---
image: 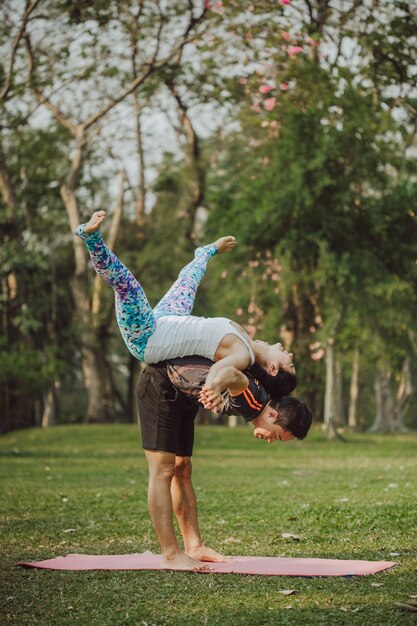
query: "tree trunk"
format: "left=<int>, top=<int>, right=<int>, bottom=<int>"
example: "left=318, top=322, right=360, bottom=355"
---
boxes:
left=165, top=79, right=205, bottom=242
left=348, top=348, right=359, bottom=429
left=335, top=355, right=344, bottom=425
left=82, top=344, right=115, bottom=422
left=41, top=379, right=61, bottom=428
left=370, top=360, right=412, bottom=434
left=41, top=389, right=53, bottom=428
left=393, top=357, right=412, bottom=432
left=128, top=356, right=141, bottom=423
left=323, top=336, right=340, bottom=439
left=133, top=96, right=146, bottom=226
left=370, top=366, right=395, bottom=433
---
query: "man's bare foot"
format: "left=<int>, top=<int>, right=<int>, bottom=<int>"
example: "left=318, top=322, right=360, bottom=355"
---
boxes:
left=213, top=235, right=236, bottom=254
left=84, top=210, right=106, bottom=234
left=161, top=551, right=212, bottom=571
left=187, top=545, right=234, bottom=563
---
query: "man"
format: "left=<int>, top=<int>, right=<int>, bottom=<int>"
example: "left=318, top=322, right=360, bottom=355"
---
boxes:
left=136, top=355, right=312, bottom=571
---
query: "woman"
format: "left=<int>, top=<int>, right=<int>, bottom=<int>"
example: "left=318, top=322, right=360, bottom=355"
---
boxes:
left=76, top=211, right=296, bottom=409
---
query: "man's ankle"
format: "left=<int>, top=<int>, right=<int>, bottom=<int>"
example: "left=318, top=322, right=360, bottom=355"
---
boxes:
left=162, top=548, right=183, bottom=561
left=185, top=541, right=204, bottom=553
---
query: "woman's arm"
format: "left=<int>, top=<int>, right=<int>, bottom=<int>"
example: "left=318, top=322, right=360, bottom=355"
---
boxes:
left=204, top=347, right=251, bottom=387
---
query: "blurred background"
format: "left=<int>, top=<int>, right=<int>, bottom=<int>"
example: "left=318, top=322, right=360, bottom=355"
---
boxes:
left=1, top=0, right=416, bottom=436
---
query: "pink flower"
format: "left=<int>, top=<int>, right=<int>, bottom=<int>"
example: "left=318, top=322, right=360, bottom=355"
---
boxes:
left=239, top=77, right=247, bottom=84
left=281, top=31, right=292, bottom=41
left=287, top=45, right=303, bottom=57
left=279, top=0, right=291, bottom=5
left=311, top=349, right=325, bottom=361
left=264, top=97, right=276, bottom=111
left=280, top=82, right=288, bottom=91
left=259, top=84, right=273, bottom=94
left=221, top=270, right=227, bottom=278
left=245, top=325, right=257, bottom=338
left=204, top=0, right=211, bottom=8
left=236, top=308, right=243, bottom=317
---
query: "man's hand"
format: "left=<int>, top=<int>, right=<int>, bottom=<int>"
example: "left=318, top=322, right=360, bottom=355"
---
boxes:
left=199, top=384, right=223, bottom=412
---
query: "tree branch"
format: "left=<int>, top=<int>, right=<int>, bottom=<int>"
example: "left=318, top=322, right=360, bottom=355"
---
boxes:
left=0, top=0, right=42, bottom=102
left=82, top=7, right=207, bottom=133
left=165, top=79, right=205, bottom=241
left=24, top=31, right=78, bottom=137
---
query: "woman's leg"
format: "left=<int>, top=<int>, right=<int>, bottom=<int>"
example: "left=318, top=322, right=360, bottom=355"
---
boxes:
left=75, top=222, right=155, bottom=360
left=153, top=236, right=236, bottom=319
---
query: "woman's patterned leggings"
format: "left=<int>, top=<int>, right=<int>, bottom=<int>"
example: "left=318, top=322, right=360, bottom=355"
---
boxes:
left=75, top=224, right=218, bottom=360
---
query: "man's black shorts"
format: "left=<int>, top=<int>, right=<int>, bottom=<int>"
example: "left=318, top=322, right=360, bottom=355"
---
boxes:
left=136, top=365, right=198, bottom=457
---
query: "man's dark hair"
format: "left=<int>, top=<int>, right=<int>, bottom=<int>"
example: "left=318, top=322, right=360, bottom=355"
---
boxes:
left=249, top=363, right=297, bottom=397
left=270, top=396, right=312, bottom=440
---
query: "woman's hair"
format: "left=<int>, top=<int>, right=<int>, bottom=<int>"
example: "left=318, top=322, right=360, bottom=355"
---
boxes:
left=249, top=363, right=297, bottom=397
left=270, top=396, right=312, bottom=440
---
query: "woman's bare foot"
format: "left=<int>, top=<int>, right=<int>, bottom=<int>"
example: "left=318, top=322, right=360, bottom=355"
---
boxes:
left=161, top=551, right=212, bottom=571
left=213, top=235, right=236, bottom=254
left=84, top=210, right=106, bottom=234
left=187, top=545, right=234, bottom=563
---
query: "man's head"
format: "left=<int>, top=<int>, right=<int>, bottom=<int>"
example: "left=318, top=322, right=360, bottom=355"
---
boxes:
left=251, top=396, right=312, bottom=442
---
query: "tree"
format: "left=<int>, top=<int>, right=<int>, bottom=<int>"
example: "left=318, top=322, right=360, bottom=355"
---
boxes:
left=16, top=0, right=209, bottom=421
left=204, top=1, right=417, bottom=433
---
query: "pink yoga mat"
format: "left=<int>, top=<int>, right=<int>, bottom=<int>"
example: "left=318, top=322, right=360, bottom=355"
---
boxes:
left=18, top=552, right=396, bottom=576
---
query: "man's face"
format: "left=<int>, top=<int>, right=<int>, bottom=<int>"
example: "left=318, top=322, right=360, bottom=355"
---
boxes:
left=252, top=402, right=295, bottom=443
left=254, top=423, right=294, bottom=443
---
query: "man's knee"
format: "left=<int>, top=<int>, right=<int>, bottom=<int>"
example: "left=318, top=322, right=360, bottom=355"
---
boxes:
left=174, top=456, right=192, bottom=480
left=146, top=450, right=176, bottom=481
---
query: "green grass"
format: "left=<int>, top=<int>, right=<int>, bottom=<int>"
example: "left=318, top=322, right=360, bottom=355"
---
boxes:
left=1, top=424, right=416, bottom=626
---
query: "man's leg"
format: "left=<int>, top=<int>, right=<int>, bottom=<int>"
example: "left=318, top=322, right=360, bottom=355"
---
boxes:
left=75, top=212, right=155, bottom=360
left=153, top=236, right=236, bottom=319
left=144, top=450, right=208, bottom=570
left=171, top=456, right=232, bottom=563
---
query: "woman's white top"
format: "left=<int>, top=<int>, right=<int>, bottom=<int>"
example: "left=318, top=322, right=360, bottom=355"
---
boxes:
left=143, top=315, right=255, bottom=365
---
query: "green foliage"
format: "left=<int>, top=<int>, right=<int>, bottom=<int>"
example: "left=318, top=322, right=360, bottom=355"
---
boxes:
left=0, top=126, right=77, bottom=430
left=0, top=345, right=67, bottom=393
left=204, top=21, right=417, bottom=423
